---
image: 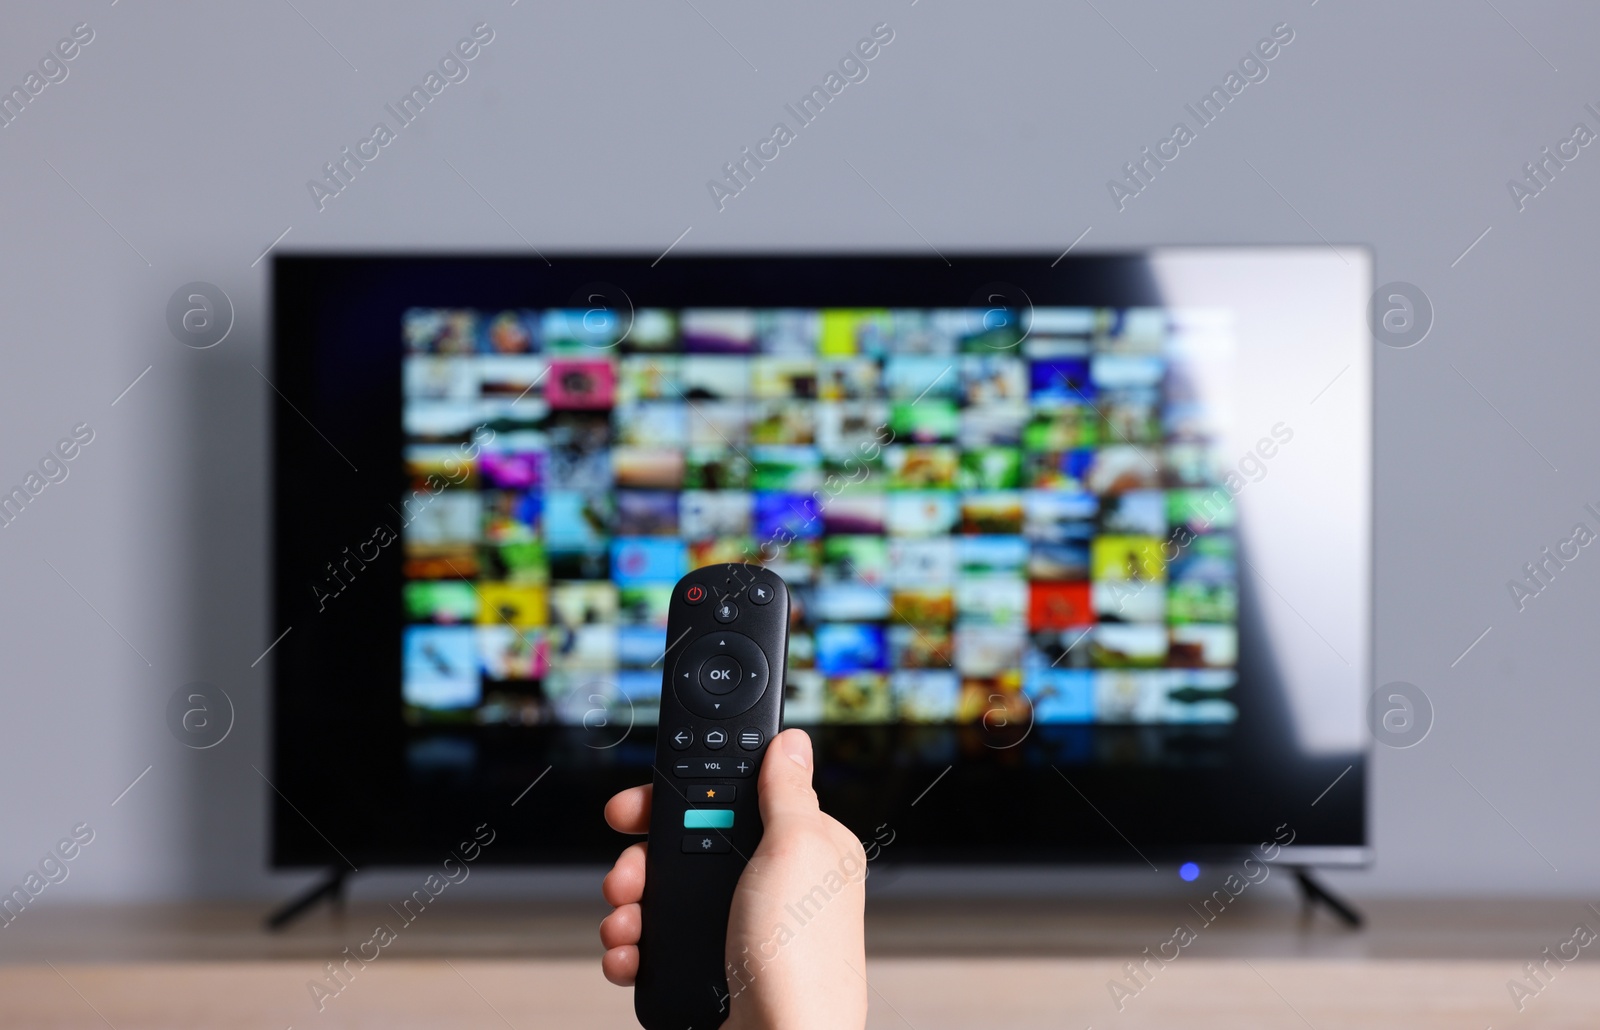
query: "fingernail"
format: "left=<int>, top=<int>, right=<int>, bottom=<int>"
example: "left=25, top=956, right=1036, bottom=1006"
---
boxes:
left=788, top=750, right=807, bottom=769
left=786, top=734, right=809, bottom=769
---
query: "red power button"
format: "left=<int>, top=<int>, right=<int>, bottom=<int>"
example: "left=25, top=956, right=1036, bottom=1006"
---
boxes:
left=684, top=584, right=707, bottom=605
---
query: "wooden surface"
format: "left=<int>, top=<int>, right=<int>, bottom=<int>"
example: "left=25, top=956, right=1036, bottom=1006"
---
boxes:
left=5, top=958, right=1599, bottom=1029
left=5, top=898, right=1600, bottom=1027
left=2, top=895, right=1596, bottom=960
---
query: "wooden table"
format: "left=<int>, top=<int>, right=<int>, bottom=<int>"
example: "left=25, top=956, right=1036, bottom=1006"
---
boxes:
left=4, top=897, right=1597, bottom=1027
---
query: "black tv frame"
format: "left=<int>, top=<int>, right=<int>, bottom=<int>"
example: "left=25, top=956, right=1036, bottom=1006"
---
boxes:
left=269, top=252, right=1369, bottom=875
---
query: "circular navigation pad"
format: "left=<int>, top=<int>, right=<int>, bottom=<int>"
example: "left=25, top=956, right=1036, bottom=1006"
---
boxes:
left=672, top=632, right=770, bottom=719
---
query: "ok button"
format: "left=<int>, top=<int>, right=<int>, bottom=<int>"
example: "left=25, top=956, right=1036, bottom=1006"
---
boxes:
left=700, top=654, right=744, bottom=695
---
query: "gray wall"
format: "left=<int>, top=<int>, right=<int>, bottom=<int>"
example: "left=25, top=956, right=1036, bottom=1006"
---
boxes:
left=1, top=0, right=1595, bottom=903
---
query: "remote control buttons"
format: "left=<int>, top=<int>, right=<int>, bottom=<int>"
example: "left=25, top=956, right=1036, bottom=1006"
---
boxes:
left=671, top=632, right=771, bottom=719
left=672, top=758, right=754, bottom=777
left=700, top=655, right=742, bottom=695
left=748, top=583, right=775, bottom=605
left=668, top=727, right=694, bottom=750
left=692, top=784, right=735, bottom=802
left=713, top=600, right=738, bottom=623
left=703, top=728, right=728, bottom=749
left=684, top=809, right=735, bottom=829
left=682, top=834, right=732, bottom=854
left=683, top=583, right=707, bottom=605
left=738, top=728, right=764, bottom=750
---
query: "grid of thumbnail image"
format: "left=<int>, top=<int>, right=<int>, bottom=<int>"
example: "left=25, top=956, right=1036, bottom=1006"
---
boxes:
left=400, top=306, right=1240, bottom=728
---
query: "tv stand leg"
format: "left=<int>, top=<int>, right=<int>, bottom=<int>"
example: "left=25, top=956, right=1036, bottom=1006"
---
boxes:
left=264, top=868, right=349, bottom=931
left=1291, top=866, right=1363, bottom=928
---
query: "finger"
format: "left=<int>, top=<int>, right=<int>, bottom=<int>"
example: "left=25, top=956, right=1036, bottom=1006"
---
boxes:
left=605, top=784, right=652, bottom=834
left=599, top=902, right=641, bottom=950
left=756, top=728, right=821, bottom=832
left=602, top=841, right=648, bottom=907
left=601, top=944, right=638, bottom=986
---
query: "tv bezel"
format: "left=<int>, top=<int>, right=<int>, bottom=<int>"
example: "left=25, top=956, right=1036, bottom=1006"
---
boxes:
left=269, top=251, right=1371, bottom=872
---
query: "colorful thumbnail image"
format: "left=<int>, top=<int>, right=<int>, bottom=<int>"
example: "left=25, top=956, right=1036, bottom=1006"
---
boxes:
left=398, top=304, right=1239, bottom=729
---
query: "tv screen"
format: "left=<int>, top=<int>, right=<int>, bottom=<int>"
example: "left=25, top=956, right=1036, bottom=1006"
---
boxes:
left=399, top=304, right=1242, bottom=728
left=271, top=252, right=1369, bottom=869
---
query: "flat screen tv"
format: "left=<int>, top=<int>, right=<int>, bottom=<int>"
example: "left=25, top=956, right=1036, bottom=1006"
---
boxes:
left=270, top=250, right=1370, bottom=872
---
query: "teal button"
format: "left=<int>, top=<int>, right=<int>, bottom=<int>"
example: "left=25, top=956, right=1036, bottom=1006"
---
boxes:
left=684, top=809, right=735, bottom=829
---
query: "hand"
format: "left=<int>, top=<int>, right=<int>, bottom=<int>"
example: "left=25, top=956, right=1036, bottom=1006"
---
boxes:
left=601, top=728, right=869, bottom=1030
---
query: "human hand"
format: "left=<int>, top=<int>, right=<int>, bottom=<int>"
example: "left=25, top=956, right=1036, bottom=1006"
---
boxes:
left=600, top=728, right=869, bottom=1030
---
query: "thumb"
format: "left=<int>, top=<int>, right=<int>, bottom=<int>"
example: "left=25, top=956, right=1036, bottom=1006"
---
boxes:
left=756, top=728, right=820, bottom=833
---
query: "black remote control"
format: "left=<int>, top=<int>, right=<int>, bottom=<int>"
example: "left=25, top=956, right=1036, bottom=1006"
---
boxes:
left=634, top=563, right=789, bottom=1030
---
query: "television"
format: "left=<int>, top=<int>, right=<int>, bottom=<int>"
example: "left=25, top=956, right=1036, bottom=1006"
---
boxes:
left=270, top=250, right=1370, bottom=872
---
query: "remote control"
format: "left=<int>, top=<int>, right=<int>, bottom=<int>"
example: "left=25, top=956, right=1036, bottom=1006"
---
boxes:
left=634, top=563, right=790, bottom=1030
